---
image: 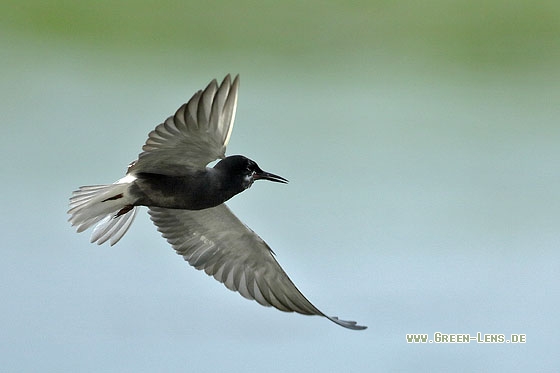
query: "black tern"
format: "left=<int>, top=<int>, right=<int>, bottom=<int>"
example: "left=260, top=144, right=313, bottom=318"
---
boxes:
left=68, top=75, right=366, bottom=330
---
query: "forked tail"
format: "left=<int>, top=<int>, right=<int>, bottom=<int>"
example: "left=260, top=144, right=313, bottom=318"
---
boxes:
left=68, top=179, right=137, bottom=246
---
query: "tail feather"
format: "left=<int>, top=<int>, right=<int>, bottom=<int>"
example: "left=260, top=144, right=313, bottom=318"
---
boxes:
left=68, top=180, right=137, bottom=245
left=90, top=207, right=138, bottom=245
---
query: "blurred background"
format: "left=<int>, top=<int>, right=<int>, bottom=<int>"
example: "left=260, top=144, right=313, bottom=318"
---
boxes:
left=1, top=0, right=559, bottom=371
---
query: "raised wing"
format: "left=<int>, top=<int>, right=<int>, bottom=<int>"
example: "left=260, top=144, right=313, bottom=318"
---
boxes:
left=131, top=75, right=239, bottom=174
left=148, top=205, right=367, bottom=330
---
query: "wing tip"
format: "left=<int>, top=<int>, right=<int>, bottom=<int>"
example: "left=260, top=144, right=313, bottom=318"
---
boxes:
left=328, top=316, right=368, bottom=330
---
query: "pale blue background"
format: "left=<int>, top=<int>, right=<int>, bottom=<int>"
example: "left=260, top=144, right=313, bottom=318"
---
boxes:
left=1, top=1, right=559, bottom=371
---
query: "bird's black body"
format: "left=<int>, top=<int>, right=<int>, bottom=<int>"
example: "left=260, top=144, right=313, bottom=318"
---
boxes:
left=131, top=171, right=219, bottom=210
left=129, top=155, right=286, bottom=211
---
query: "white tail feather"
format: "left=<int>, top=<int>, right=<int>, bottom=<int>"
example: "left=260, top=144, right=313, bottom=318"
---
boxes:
left=68, top=176, right=137, bottom=245
left=90, top=207, right=138, bottom=245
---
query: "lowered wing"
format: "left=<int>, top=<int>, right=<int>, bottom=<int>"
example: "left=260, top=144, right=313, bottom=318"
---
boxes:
left=148, top=204, right=366, bottom=330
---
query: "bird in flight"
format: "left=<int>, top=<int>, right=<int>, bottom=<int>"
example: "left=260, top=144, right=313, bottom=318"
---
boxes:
left=68, top=75, right=366, bottom=330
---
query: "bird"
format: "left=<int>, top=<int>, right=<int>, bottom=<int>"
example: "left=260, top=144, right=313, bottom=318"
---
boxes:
left=68, top=74, right=366, bottom=330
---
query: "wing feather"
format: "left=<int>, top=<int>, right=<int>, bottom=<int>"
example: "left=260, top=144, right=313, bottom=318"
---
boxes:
left=131, top=75, right=239, bottom=173
left=148, top=205, right=366, bottom=330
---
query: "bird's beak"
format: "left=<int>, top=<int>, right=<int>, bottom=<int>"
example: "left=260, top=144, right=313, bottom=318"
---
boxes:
left=254, top=169, right=288, bottom=184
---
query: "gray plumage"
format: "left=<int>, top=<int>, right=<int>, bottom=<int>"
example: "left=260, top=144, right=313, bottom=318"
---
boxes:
left=68, top=75, right=366, bottom=330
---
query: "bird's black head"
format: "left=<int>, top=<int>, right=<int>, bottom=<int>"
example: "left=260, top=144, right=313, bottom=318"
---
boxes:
left=215, top=155, right=288, bottom=192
